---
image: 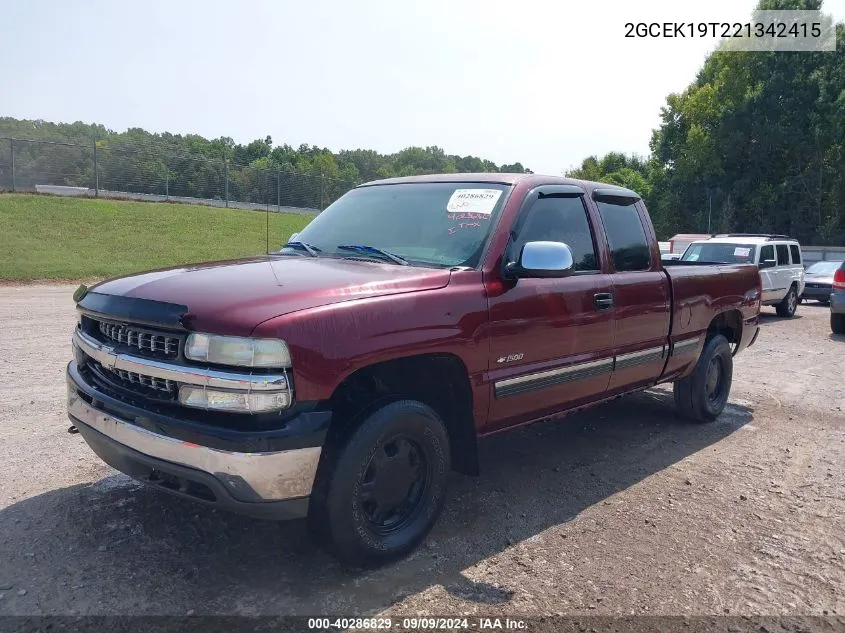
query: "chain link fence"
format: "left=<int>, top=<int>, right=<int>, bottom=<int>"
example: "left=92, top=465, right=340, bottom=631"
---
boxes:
left=0, top=137, right=356, bottom=214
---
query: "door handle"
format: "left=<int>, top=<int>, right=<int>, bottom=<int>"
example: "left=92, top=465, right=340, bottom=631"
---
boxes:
left=594, top=292, right=614, bottom=311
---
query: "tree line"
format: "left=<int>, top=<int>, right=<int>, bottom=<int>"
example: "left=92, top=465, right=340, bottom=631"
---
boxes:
left=2, top=0, right=842, bottom=239
left=0, top=117, right=532, bottom=209
left=568, top=0, right=844, bottom=244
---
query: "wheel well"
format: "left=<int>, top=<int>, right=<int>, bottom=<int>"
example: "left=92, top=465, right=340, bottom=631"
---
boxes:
left=327, top=354, right=478, bottom=475
left=707, top=310, right=742, bottom=352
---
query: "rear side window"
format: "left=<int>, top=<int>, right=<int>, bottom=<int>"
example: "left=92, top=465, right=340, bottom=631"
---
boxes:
left=760, top=245, right=774, bottom=264
left=776, top=244, right=789, bottom=265
left=789, top=244, right=801, bottom=264
left=596, top=201, right=651, bottom=271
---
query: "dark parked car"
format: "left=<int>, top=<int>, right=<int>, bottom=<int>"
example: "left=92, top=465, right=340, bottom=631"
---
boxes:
left=801, top=260, right=843, bottom=304
left=831, top=261, right=845, bottom=334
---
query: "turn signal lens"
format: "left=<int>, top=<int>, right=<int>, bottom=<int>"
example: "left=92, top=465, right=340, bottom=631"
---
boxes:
left=178, top=386, right=291, bottom=413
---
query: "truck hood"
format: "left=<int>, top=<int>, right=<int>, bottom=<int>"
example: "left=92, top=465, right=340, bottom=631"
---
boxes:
left=91, top=256, right=452, bottom=335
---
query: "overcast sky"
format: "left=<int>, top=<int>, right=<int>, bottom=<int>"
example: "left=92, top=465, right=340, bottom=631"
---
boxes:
left=1, top=0, right=843, bottom=174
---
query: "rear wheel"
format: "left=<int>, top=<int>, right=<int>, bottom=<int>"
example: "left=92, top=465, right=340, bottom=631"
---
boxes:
left=307, top=400, right=450, bottom=568
left=775, top=285, right=798, bottom=317
left=832, top=313, right=845, bottom=335
left=673, top=334, right=733, bottom=423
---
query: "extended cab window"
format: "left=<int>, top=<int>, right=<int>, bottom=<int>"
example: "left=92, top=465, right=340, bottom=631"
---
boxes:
left=789, top=244, right=801, bottom=264
left=776, top=244, right=790, bottom=265
left=511, top=196, right=598, bottom=271
left=596, top=201, right=650, bottom=271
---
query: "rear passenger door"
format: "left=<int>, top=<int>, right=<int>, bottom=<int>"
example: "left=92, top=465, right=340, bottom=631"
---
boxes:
left=789, top=244, right=805, bottom=295
left=590, top=191, right=671, bottom=393
left=758, top=244, right=779, bottom=302
left=775, top=243, right=793, bottom=300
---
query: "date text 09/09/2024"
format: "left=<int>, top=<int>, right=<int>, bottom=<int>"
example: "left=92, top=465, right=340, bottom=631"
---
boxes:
left=625, top=21, right=822, bottom=38
left=307, top=618, right=528, bottom=630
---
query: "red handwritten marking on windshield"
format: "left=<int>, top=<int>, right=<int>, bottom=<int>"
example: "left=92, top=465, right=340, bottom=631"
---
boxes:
left=447, top=212, right=490, bottom=221
left=447, top=222, right=482, bottom=236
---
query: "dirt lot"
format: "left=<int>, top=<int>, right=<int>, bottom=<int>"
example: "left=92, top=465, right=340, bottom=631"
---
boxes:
left=0, top=285, right=843, bottom=618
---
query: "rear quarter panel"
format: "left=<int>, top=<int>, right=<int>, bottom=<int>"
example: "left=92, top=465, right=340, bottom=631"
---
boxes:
left=663, top=263, right=761, bottom=378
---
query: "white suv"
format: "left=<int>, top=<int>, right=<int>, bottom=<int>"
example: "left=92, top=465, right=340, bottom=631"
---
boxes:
left=680, top=234, right=805, bottom=317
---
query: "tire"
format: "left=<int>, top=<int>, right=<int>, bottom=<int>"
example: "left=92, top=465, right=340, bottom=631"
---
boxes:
left=832, top=313, right=845, bottom=335
left=775, top=285, right=798, bottom=317
left=673, top=334, right=733, bottom=423
left=307, top=400, right=450, bottom=568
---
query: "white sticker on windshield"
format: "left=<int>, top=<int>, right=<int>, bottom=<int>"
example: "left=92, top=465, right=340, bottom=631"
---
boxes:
left=446, top=189, right=502, bottom=215
left=734, top=247, right=751, bottom=257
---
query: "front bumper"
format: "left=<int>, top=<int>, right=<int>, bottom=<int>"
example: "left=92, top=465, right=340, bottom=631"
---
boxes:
left=67, top=362, right=326, bottom=520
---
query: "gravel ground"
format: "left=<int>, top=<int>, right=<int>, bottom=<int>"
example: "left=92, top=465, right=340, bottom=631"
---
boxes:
left=0, top=285, right=843, bottom=618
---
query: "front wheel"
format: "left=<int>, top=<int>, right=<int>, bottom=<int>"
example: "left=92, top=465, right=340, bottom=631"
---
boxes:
left=673, top=334, right=733, bottom=423
left=307, top=400, right=450, bottom=568
left=832, top=313, right=845, bottom=335
left=776, top=286, right=798, bottom=317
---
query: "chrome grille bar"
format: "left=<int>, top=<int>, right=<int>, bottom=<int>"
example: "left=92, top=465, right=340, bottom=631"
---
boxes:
left=74, top=329, right=289, bottom=392
left=98, top=321, right=179, bottom=358
left=93, top=361, right=177, bottom=395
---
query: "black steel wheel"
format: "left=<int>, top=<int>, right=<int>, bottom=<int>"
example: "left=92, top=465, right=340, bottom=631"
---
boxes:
left=674, top=334, right=733, bottom=423
left=308, top=400, right=450, bottom=567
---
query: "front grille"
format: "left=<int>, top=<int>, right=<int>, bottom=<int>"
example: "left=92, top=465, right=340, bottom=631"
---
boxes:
left=97, top=321, right=179, bottom=359
left=88, top=359, right=178, bottom=399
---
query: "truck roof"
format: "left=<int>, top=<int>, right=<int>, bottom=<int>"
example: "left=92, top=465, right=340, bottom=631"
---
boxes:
left=357, top=173, right=638, bottom=196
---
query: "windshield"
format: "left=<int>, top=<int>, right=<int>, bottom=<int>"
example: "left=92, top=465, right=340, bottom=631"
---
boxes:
left=279, top=182, right=510, bottom=268
left=681, top=242, right=757, bottom=264
left=806, top=261, right=842, bottom=275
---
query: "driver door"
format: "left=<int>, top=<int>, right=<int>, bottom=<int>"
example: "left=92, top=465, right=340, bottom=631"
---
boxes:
left=485, top=192, right=615, bottom=431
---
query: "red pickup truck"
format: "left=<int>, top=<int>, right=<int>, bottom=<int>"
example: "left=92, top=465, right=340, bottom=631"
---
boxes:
left=67, top=173, right=761, bottom=566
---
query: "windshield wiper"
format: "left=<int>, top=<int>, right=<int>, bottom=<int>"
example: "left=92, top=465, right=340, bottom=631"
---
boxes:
left=282, top=241, right=321, bottom=257
left=337, top=244, right=409, bottom=266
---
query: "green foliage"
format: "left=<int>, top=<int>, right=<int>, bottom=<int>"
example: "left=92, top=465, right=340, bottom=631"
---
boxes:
left=0, top=118, right=532, bottom=210
left=0, top=194, right=311, bottom=280
left=648, top=17, right=845, bottom=242
left=569, top=3, right=844, bottom=243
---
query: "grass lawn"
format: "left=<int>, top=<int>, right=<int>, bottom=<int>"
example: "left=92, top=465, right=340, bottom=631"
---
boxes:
left=0, top=194, right=313, bottom=281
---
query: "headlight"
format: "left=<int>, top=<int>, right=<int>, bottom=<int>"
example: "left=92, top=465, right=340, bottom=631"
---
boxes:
left=179, top=386, right=290, bottom=413
left=184, top=333, right=291, bottom=368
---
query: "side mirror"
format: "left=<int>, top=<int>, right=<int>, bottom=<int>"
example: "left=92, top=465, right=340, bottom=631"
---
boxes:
left=758, top=259, right=776, bottom=269
left=507, top=241, right=574, bottom=279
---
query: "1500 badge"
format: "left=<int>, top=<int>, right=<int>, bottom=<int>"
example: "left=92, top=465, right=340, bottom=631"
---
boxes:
left=497, top=353, right=524, bottom=363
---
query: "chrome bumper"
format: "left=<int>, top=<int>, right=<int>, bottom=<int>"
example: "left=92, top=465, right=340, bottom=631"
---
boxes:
left=67, top=386, right=321, bottom=503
